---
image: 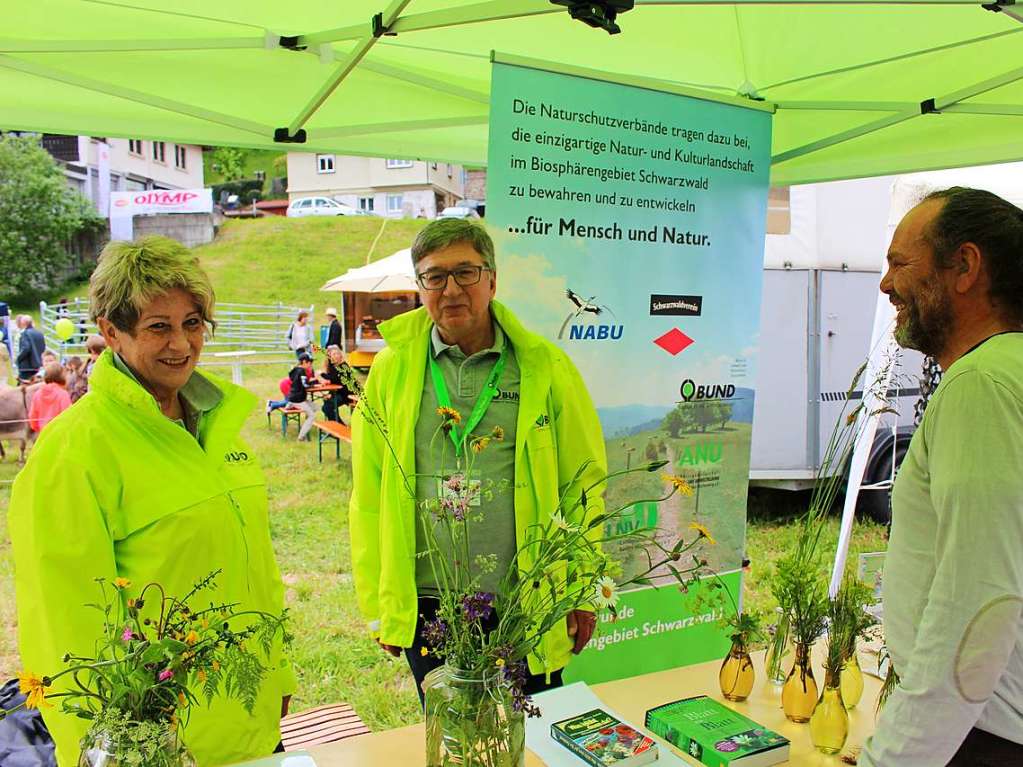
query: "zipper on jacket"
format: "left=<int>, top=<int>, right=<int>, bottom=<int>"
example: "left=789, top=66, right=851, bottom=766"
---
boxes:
left=227, top=491, right=253, bottom=595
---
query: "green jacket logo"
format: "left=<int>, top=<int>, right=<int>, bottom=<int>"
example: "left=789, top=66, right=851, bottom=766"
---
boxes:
left=224, top=451, right=250, bottom=463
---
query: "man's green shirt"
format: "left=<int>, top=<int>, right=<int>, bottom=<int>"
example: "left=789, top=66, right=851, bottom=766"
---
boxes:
left=414, top=322, right=520, bottom=595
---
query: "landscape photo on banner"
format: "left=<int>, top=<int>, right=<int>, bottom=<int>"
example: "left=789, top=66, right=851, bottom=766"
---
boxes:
left=487, top=59, right=772, bottom=683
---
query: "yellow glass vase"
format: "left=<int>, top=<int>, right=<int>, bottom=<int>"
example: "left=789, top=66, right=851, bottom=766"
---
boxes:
left=719, top=641, right=755, bottom=702
left=781, top=643, right=818, bottom=723
left=809, top=672, right=850, bottom=754
left=840, top=651, right=864, bottom=709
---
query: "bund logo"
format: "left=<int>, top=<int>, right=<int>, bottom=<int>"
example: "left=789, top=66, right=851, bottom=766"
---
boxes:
left=224, top=450, right=250, bottom=464
left=558, top=289, right=623, bottom=341
left=679, top=379, right=736, bottom=402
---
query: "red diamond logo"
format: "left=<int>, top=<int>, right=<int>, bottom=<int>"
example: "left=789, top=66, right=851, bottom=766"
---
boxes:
left=653, top=328, right=694, bottom=356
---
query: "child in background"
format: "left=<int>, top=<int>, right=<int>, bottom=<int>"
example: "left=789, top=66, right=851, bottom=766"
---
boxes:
left=65, top=356, right=87, bottom=402
left=28, top=362, right=72, bottom=432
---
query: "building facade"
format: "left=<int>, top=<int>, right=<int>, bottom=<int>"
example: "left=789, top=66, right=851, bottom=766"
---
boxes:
left=60, top=136, right=205, bottom=215
left=286, top=153, right=466, bottom=218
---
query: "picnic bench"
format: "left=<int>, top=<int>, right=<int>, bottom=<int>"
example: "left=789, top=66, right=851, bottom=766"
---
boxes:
left=270, top=405, right=305, bottom=436
left=312, top=420, right=351, bottom=461
left=280, top=703, right=370, bottom=751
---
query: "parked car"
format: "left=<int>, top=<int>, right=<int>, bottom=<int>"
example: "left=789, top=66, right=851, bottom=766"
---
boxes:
left=437, top=206, right=480, bottom=219
left=287, top=197, right=365, bottom=218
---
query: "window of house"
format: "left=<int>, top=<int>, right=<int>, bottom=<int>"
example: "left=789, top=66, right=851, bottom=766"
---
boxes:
left=385, top=159, right=413, bottom=169
left=152, top=141, right=166, bottom=163
left=766, top=186, right=791, bottom=235
left=128, top=139, right=143, bottom=156
left=317, top=154, right=335, bottom=174
left=174, top=145, right=187, bottom=170
left=358, top=196, right=375, bottom=212
left=386, top=194, right=404, bottom=213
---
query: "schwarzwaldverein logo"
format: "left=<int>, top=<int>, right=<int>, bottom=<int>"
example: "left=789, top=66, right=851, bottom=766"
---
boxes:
left=649, top=294, right=703, bottom=317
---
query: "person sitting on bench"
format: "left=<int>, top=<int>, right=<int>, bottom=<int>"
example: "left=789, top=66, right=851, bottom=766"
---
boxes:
left=320, top=345, right=357, bottom=424
left=277, top=353, right=317, bottom=441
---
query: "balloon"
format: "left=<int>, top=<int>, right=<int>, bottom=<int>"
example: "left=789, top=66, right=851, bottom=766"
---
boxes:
left=54, top=317, right=76, bottom=342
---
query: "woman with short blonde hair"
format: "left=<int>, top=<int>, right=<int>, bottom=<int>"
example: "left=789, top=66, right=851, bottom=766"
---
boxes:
left=10, top=235, right=295, bottom=765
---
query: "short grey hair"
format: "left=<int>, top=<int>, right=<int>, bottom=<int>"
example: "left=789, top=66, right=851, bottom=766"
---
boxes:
left=411, top=218, right=496, bottom=271
left=89, top=235, right=216, bottom=333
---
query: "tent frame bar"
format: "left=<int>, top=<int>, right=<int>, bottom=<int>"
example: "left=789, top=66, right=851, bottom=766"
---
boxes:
left=773, top=62, right=1023, bottom=166
left=0, top=53, right=273, bottom=137
left=283, top=0, right=412, bottom=138
left=310, top=114, right=488, bottom=140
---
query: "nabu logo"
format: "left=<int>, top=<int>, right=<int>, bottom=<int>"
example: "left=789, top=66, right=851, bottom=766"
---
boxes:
left=558, top=289, right=623, bottom=342
left=224, top=451, right=250, bottom=463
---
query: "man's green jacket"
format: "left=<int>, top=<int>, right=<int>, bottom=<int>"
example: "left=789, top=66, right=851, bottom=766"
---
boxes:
left=9, top=351, right=295, bottom=766
left=349, top=301, right=607, bottom=675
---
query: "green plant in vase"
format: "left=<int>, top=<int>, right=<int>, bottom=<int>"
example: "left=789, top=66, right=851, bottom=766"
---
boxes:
left=691, top=579, right=765, bottom=702
left=2, top=571, right=290, bottom=767
left=774, top=555, right=829, bottom=724
left=809, top=572, right=875, bottom=754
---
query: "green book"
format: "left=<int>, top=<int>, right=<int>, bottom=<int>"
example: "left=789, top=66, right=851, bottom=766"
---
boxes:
left=551, top=708, right=659, bottom=767
left=644, top=696, right=789, bottom=767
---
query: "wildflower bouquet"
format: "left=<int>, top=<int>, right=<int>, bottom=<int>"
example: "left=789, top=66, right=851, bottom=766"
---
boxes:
left=3, top=571, right=290, bottom=767
left=352, top=371, right=717, bottom=767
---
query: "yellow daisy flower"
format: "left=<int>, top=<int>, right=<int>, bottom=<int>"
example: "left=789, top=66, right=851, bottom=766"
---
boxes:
left=436, top=406, right=462, bottom=425
left=471, top=436, right=491, bottom=453
left=491, top=425, right=505, bottom=440
left=689, top=522, right=717, bottom=545
left=420, top=647, right=429, bottom=657
left=495, top=658, right=506, bottom=668
left=17, top=671, right=50, bottom=710
left=662, top=474, right=694, bottom=496
left=113, top=577, right=131, bottom=589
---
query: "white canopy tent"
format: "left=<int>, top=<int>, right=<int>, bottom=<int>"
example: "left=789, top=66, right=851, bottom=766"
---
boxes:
left=320, top=248, right=418, bottom=362
left=320, top=248, right=416, bottom=293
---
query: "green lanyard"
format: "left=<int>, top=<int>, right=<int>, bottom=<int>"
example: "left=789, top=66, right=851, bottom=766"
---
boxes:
left=429, top=344, right=507, bottom=457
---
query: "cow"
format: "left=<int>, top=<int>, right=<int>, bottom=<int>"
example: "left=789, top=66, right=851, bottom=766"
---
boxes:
left=0, top=382, right=39, bottom=463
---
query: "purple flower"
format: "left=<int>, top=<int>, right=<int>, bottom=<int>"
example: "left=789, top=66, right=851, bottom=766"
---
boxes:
left=502, top=660, right=542, bottom=718
left=461, top=591, right=495, bottom=622
left=158, top=669, right=174, bottom=682
left=121, top=626, right=134, bottom=642
left=445, top=474, right=464, bottom=492
left=422, top=617, right=448, bottom=649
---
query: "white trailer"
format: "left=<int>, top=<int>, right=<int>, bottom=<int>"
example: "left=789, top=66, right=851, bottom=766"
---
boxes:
left=750, top=164, right=1023, bottom=522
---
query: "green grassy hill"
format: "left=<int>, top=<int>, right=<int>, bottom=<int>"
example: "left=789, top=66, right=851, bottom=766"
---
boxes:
left=196, top=216, right=426, bottom=307
left=10, top=215, right=428, bottom=317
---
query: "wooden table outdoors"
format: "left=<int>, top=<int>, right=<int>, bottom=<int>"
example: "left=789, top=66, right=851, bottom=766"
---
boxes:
left=302, top=650, right=882, bottom=766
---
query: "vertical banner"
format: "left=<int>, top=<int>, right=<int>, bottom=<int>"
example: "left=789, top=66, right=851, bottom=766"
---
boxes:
left=487, top=59, right=771, bottom=682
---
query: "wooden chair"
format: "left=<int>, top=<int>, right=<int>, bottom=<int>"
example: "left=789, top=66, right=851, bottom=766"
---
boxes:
left=280, top=703, right=370, bottom=751
left=279, top=406, right=304, bottom=437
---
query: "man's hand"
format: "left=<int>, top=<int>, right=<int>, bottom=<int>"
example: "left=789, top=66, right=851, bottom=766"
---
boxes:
left=567, top=610, right=597, bottom=654
left=377, top=638, right=402, bottom=657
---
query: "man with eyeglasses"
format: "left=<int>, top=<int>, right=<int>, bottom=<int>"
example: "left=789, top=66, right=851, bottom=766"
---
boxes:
left=349, top=218, right=607, bottom=703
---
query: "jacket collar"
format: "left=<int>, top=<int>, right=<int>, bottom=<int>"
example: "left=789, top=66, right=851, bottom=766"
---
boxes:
left=88, top=349, right=256, bottom=454
left=379, top=300, right=546, bottom=360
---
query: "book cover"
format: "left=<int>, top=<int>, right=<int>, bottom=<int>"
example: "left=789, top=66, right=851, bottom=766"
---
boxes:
left=644, top=696, right=789, bottom=767
left=551, top=708, right=659, bottom=767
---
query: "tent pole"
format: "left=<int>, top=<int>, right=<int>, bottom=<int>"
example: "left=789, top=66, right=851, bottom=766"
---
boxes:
left=284, top=0, right=413, bottom=136
left=358, top=60, right=490, bottom=104
left=772, top=109, right=919, bottom=166
left=0, top=54, right=272, bottom=136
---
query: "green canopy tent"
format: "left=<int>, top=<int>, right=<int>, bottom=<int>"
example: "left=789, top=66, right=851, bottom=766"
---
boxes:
left=2, top=1, right=1022, bottom=184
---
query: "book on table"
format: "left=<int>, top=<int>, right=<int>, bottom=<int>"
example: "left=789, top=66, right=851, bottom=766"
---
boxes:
left=551, top=708, right=659, bottom=767
left=644, top=696, right=789, bottom=767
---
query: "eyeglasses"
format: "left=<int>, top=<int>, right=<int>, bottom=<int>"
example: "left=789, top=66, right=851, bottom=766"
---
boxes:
left=416, top=265, right=492, bottom=291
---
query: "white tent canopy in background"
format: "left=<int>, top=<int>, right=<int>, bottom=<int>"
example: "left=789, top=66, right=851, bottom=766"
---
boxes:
left=320, top=248, right=416, bottom=293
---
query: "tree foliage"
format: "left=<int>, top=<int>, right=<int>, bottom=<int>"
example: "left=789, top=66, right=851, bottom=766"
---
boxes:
left=210, top=146, right=245, bottom=182
left=0, top=135, right=102, bottom=298
left=662, top=401, right=733, bottom=436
